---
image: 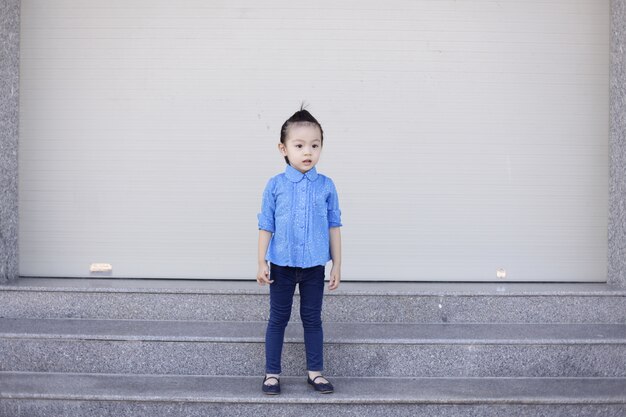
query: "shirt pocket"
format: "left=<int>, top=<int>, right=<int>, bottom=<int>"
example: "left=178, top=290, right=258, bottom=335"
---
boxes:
left=314, top=196, right=328, bottom=218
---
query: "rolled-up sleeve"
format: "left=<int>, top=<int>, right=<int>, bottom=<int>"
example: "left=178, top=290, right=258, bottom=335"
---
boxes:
left=327, top=179, right=343, bottom=228
left=257, top=178, right=276, bottom=233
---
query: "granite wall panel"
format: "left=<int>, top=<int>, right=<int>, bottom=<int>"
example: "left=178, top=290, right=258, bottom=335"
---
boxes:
left=0, top=0, right=19, bottom=284
left=609, top=0, right=626, bottom=287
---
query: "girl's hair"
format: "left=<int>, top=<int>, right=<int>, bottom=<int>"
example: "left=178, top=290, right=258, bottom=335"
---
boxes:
left=279, top=103, right=324, bottom=165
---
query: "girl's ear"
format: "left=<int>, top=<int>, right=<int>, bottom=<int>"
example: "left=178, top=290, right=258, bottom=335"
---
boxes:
left=278, top=143, right=287, bottom=156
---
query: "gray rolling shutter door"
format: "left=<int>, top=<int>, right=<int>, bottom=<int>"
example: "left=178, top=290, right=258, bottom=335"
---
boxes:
left=19, top=0, right=609, bottom=281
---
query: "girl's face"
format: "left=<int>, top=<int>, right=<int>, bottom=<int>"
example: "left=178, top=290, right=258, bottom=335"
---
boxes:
left=278, top=123, right=323, bottom=174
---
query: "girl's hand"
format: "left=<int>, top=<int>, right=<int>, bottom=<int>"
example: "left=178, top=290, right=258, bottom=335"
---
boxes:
left=257, top=262, right=274, bottom=285
left=328, top=264, right=341, bottom=290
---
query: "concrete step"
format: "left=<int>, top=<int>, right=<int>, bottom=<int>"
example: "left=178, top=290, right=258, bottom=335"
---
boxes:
left=1, top=372, right=624, bottom=417
left=1, top=278, right=625, bottom=323
left=2, top=318, right=624, bottom=377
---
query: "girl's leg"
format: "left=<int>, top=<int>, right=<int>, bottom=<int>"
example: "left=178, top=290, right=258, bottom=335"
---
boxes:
left=298, top=265, right=326, bottom=374
left=265, top=263, right=296, bottom=375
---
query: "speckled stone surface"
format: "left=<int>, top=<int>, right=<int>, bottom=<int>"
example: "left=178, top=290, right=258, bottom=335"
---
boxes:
left=3, top=338, right=624, bottom=378
left=1, top=279, right=625, bottom=323
left=3, top=318, right=624, bottom=344
left=1, top=401, right=624, bottom=417
left=609, top=0, right=626, bottom=288
left=1, top=319, right=624, bottom=377
left=0, top=373, right=624, bottom=417
left=0, top=0, right=19, bottom=284
left=1, top=373, right=624, bottom=404
left=2, top=338, right=625, bottom=377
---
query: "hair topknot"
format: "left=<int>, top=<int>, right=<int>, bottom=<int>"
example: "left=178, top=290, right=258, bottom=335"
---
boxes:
left=279, top=102, right=324, bottom=165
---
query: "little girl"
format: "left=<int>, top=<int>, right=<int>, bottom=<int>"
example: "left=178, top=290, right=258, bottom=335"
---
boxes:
left=256, top=106, right=342, bottom=395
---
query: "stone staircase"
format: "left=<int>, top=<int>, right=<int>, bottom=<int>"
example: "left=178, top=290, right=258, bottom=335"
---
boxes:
left=0, top=278, right=625, bottom=416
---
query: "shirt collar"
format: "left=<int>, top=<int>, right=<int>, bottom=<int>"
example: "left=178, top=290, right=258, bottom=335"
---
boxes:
left=285, top=164, right=319, bottom=182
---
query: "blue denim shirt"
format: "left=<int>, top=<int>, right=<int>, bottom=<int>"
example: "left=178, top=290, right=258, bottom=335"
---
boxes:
left=258, top=164, right=342, bottom=268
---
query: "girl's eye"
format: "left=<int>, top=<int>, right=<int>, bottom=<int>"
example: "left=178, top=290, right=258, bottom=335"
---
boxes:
left=296, top=144, right=303, bottom=148
left=312, top=145, right=319, bottom=148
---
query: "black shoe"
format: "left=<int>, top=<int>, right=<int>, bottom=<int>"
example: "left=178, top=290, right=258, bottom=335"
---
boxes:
left=262, top=375, right=281, bottom=395
left=307, top=375, right=334, bottom=393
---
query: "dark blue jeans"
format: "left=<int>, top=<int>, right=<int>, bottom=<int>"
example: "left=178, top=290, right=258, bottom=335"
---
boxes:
left=265, top=262, right=325, bottom=374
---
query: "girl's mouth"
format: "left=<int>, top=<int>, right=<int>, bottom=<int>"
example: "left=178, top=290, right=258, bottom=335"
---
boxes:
left=303, top=160, right=311, bottom=164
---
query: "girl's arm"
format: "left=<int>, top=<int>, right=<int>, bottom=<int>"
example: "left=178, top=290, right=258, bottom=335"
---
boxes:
left=329, top=226, right=342, bottom=290
left=257, top=230, right=273, bottom=285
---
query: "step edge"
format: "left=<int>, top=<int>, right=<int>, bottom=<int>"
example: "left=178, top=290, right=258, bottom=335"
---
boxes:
left=2, top=334, right=625, bottom=345
left=2, top=319, right=624, bottom=344
left=3, top=279, right=625, bottom=296
left=1, top=372, right=624, bottom=405
left=2, top=393, right=624, bottom=405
